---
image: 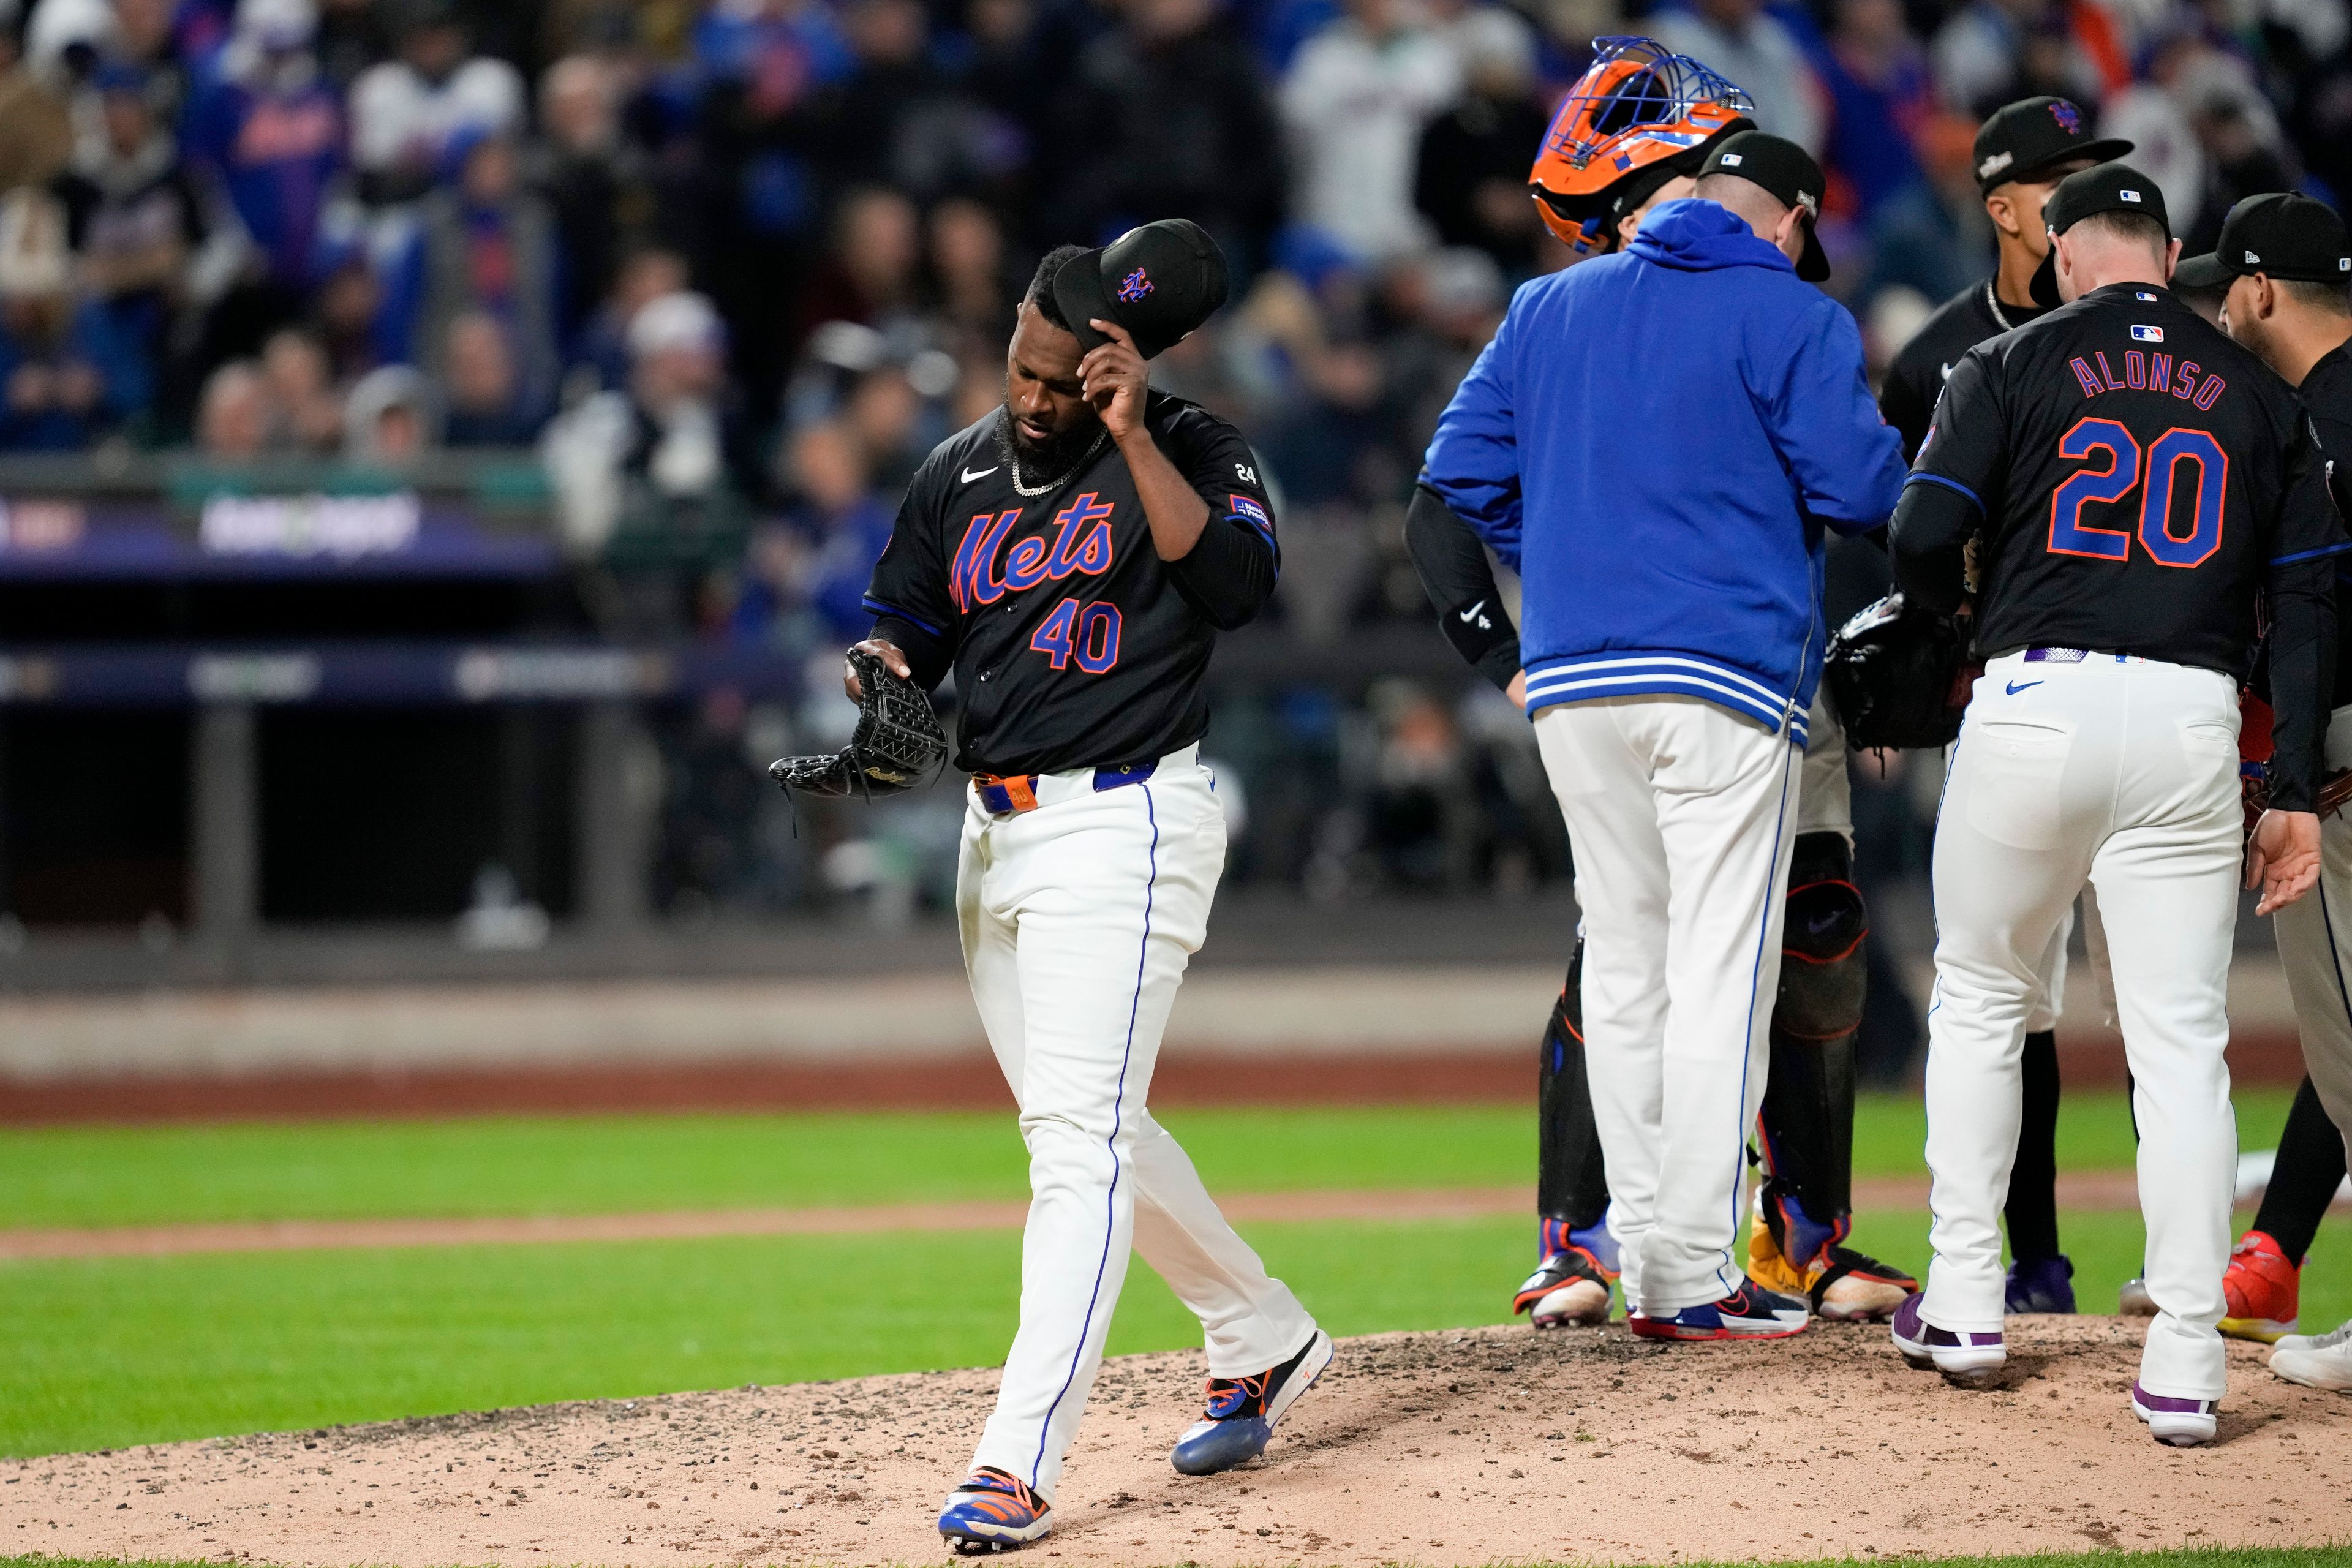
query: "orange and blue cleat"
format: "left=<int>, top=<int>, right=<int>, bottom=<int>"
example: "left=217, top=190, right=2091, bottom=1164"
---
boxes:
left=937, top=1467, right=1051, bottom=1554
left=1169, top=1329, right=1334, bottom=1476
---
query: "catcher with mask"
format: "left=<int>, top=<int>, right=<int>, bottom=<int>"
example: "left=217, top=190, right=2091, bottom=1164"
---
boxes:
left=1408, top=38, right=1917, bottom=1332
left=783, top=220, right=1323, bottom=1555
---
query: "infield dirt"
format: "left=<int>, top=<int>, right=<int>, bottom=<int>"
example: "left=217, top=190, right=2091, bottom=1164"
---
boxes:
left=6, top=1318, right=2346, bottom=1566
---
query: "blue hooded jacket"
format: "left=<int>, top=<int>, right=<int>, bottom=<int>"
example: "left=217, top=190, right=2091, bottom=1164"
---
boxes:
left=1421, top=198, right=1905, bottom=742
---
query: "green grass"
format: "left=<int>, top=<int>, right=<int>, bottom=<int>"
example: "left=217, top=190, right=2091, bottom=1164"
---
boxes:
left=0, top=1090, right=2337, bottom=1459
left=6, top=1204, right=2350, bottom=1460
left=0, top=1090, right=2301, bottom=1229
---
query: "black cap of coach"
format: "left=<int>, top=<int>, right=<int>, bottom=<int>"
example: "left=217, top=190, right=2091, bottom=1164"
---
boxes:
left=2028, top=162, right=2169, bottom=306
left=1697, top=130, right=1831, bottom=282
left=2175, top=193, right=2352, bottom=292
left=1970, top=95, right=2132, bottom=193
left=1053, top=219, right=1231, bottom=360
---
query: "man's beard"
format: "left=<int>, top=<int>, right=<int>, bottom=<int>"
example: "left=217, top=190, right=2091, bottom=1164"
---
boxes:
left=993, top=401, right=1104, bottom=486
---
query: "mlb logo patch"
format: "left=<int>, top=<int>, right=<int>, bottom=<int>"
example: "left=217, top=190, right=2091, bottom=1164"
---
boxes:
left=1230, top=495, right=1272, bottom=529
left=1719, top=153, right=1743, bottom=166
left=2119, top=189, right=2142, bottom=202
left=2131, top=325, right=2164, bottom=342
left=2135, top=291, right=2157, bottom=301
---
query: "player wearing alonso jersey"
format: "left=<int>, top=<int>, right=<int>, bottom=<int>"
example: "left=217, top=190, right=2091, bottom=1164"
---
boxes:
left=1879, top=95, right=2134, bottom=1318
left=1888, top=164, right=2345, bottom=1444
left=859, top=222, right=1327, bottom=1556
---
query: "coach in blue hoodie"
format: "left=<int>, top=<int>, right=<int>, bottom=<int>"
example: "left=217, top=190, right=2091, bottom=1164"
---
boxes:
left=1414, top=132, right=1907, bottom=1340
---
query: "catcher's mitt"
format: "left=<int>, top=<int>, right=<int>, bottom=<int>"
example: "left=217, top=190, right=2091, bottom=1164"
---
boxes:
left=768, top=647, right=948, bottom=800
left=1824, top=592, right=1979, bottom=751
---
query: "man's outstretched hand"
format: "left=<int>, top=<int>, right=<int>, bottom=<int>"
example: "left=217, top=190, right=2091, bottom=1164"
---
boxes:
left=845, top=638, right=910, bottom=701
left=2249, top=809, right=2322, bottom=915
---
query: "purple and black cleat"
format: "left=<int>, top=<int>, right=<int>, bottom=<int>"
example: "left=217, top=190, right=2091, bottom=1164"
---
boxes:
left=1890, top=1292, right=2006, bottom=1385
left=2004, top=1253, right=2076, bottom=1314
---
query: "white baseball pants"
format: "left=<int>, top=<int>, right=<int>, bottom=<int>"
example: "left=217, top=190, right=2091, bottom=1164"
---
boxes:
left=1534, top=694, right=1802, bottom=1313
left=958, top=746, right=1317, bottom=1501
left=2269, top=704, right=2352, bottom=1175
left=1920, top=653, right=2240, bottom=1400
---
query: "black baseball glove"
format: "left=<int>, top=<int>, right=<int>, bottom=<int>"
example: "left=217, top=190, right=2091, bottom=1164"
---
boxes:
left=768, top=647, right=949, bottom=800
left=1824, top=592, right=1978, bottom=751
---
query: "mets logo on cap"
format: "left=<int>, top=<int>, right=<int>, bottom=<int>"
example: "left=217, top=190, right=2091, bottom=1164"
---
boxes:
left=1116, top=268, right=1154, bottom=304
left=2050, top=100, right=2082, bottom=134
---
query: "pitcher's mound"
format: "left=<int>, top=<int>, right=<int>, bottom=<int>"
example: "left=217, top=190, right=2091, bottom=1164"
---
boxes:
left=8, top=1319, right=2347, bottom=1566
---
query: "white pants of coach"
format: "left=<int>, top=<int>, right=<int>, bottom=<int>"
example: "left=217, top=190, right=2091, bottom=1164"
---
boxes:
left=1921, top=652, right=2239, bottom=1400
left=958, top=745, right=1317, bottom=1501
left=2271, top=705, right=2352, bottom=1177
left=1535, top=693, right=1802, bottom=1313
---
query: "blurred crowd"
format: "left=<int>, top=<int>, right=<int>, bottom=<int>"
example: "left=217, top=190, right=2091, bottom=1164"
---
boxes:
left=2, top=0, right=2343, bottom=927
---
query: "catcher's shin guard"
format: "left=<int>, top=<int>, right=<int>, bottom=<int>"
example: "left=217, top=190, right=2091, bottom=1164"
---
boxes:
left=1749, top=832, right=1913, bottom=1320
left=1517, top=938, right=1618, bottom=1326
left=1537, top=939, right=1611, bottom=1242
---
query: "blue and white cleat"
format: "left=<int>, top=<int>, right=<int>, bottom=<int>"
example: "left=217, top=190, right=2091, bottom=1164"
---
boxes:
left=1169, top=1329, right=1334, bottom=1476
left=1890, top=1291, right=2007, bottom=1385
left=937, top=1468, right=1052, bottom=1553
left=1627, top=1277, right=1809, bottom=1340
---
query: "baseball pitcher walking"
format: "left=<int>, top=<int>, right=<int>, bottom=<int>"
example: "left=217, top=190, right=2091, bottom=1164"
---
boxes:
left=1889, top=164, right=2344, bottom=1444
left=852, top=222, right=1327, bottom=1553
left=1420, top=128, right=1907, bottom=1338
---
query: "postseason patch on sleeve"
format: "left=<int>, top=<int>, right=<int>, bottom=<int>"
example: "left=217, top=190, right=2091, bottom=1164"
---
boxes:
left=1229, top=493, right=1275, bottom=543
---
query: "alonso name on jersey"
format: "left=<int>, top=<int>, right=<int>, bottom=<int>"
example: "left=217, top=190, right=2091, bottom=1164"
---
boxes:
left=864, top=391, right=1279, bottom=777
left=1912, top=282, right=2343, bottom=680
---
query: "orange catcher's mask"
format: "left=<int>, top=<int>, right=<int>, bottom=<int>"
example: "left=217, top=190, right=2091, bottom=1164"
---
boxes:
left=1530, top=36, right=1755, bottom=252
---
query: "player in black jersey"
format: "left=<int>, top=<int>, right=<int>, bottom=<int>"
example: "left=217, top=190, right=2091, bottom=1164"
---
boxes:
left=1888, top=164, right=2345, bottom=1444
left=2183, top=191, right=2352, bottom=1384
left=869, top=222, right=1329, bottom=1554
left=1879, top=96, right=2131, bottom=1319
left=1874, top=98, right=2135, bottom=1317
left=1880, top=97, right=2132, bottom=460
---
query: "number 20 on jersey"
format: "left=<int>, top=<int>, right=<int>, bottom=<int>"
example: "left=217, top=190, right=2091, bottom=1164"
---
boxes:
left=2049, top=417, right=2228, bottom=568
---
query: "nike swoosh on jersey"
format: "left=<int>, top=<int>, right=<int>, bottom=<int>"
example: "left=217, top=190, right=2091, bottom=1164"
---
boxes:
left=962, top=466, right=1000, bottom=483
left=1459, top=600, right=1486, bottom=622
left=2005, top=679, right=2042, bottom=695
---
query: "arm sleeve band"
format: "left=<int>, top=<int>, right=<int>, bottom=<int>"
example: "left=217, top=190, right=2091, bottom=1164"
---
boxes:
left=870, top=616, right=954, bottom=694
left=1888, top=479, right=1977, bottom=616
left=1405, top=483, right=1521, bottom=692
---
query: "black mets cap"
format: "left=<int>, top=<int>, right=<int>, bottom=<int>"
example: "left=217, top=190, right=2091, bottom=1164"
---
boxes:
left=2043, top=160, right=2170, bottom=238
left=1697, top=130, right=1830, bottom=282
left=2175, top=192, right=2352, bottom=290
left=1052, top=220, right=1231, bottom=360
left=1970, top=96, right=2131, bottom=193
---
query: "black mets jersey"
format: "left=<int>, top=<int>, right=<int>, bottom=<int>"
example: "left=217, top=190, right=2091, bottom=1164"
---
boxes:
left=1880, top=277, right=2056, bottom=461
left=862, top=391, right=1278, bottom=777
left=2299, top=344, right=2352, bottom=706
left=1910, top=282, right=2343, bottom=679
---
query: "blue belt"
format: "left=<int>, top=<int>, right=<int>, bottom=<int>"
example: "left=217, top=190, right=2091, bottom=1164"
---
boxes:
left=973, top=760, right=1158, bottom=816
